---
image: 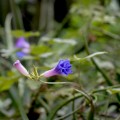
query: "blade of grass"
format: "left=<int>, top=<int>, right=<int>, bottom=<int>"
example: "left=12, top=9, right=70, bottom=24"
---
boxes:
left=83, top=17, right=120, bottom=102
left=9, top=0, right=24, bottom=29
left=9, top=86, right=29, bottom=120
left=5, top=13, right=16, bottom=60
left=47, top=94, right=82, bottom=120
left=74, top=89, right=94, bottom=120
left=5, top=13, right=13, bottom=50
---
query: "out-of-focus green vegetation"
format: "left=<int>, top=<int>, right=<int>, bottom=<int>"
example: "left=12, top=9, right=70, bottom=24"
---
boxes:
left=0, top=0, right=120, bottom=120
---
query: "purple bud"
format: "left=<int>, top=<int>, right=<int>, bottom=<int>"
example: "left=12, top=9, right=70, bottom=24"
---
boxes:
left=41, top=59, right=72, bottom=78
left=13, top=60, right=30, bottom=77
left=15, top=37, right=30, bottom=58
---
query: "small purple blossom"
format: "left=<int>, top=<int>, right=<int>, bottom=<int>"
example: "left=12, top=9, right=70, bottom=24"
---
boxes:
left=13, top=60, right=30, bottom=77
left=15, top=37, right=30, bottom=58
left=41, top=59, right=72, bottom=78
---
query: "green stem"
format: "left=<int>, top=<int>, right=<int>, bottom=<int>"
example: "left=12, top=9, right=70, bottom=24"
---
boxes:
left=29, top=84, right=41, bottom=110
left=40, top=79, right=74, bottom=85
left=84, top=26, right=112, bottom=86
left=72, top=94, right=77, bottom=120
left=9, top=0, right=24, bottom=29
left=5, top=14, right=13, bottom=50
left=47, top=94, right=82, bottom=120
left=56, top=106, right=81, bottom=120
left=83, top=20, right=120, bottom=102
left=27, top=83, right=42, bottom=119
left=74, top=89, right=94, bottom=120
left=47, top=84, right=120, bottom=120
left=53, top=13, right=70, bottom=37
left=38, top=97, right=50, bottom=113
left=92, top=26, right=120, bottom=40
left=91, top=85, right=120, bottom=94
left=9, top=86, right=29, bottom=120
left=5, top=13, right=16, bottom=60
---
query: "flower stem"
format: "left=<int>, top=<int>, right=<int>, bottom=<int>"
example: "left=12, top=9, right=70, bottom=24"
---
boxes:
left=56, top=106, right=81, bottom=120
left=47, top=94, right=83, bottom=120
left=74, top=88, right=94, bottom=120
left=27, top=82, right=42, bottom=119
left=83, top=19, right=120, bottom=102
left=47, top=84, right=120, bottom=120
left=72, top=94, right=77, bottom=120
left=39, top=79, right=74, bottom=85
left=9, top=86, right=29, bottom=120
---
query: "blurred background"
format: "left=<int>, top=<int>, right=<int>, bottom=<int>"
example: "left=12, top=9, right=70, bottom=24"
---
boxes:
left=0, top=0, right=120, bottom=120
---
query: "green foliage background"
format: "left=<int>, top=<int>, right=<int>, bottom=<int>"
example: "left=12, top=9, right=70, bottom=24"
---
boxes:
left=0, top=0, right=120, bottom=120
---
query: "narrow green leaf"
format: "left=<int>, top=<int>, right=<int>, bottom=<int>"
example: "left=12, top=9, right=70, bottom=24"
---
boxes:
left=9, top=86, right=29, bottom=120
left=84, top=51, right=108, bottom=59
left=107, top=88, right=120, bottom=94
left=5, top=14, right=13, bottom=50
left=11, top=30, right=40, bottom=38
left=71, top=51, right=107, bottom=61
left=10, top=0, right=24, bottom=29
left=47, top=94, right=82, bottom=120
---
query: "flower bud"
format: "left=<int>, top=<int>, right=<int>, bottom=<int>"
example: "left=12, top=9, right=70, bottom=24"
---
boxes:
left=13, top=60, right=29, bottom=77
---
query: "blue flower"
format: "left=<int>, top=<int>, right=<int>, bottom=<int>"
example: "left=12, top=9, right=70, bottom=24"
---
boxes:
left=55, top=59, right=72, bottom=75
left=16, top=51, right=27, bottom=58
left=15, top=37, right=30, bottom=58
left=41, top=59, right=72, bottom=77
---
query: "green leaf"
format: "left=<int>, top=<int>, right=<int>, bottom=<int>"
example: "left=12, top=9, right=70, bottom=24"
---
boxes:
left=0, top=76, right=19, bottom=92
left=9, top=86, right=29, bottom=120
left=31, top=45, right=50, bottom=55
left=11, top=30, right=40, bottom=38
left=84, top=52, right=108, bottom=59
left=71, top=51, right=107, bottom=61
left=53, top=38, right=76, bottom=46
left=107, top=88, right=120, bottom=94
left=5, top=14, right=13, bottom=50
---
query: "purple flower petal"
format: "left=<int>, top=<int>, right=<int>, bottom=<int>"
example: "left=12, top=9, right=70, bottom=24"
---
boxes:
left=41, top=68, right=58, bottom=78
left=15, top=37, right=30, bottom=58
left=16, top=52, right=27, bottom=59
left=15, top=37, right=30, bottom=48
left=13, top=60, right=30, bottom=76
left=55, top=59, right=72, bottom=75
left=42, top=59, right=72, bottom=78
